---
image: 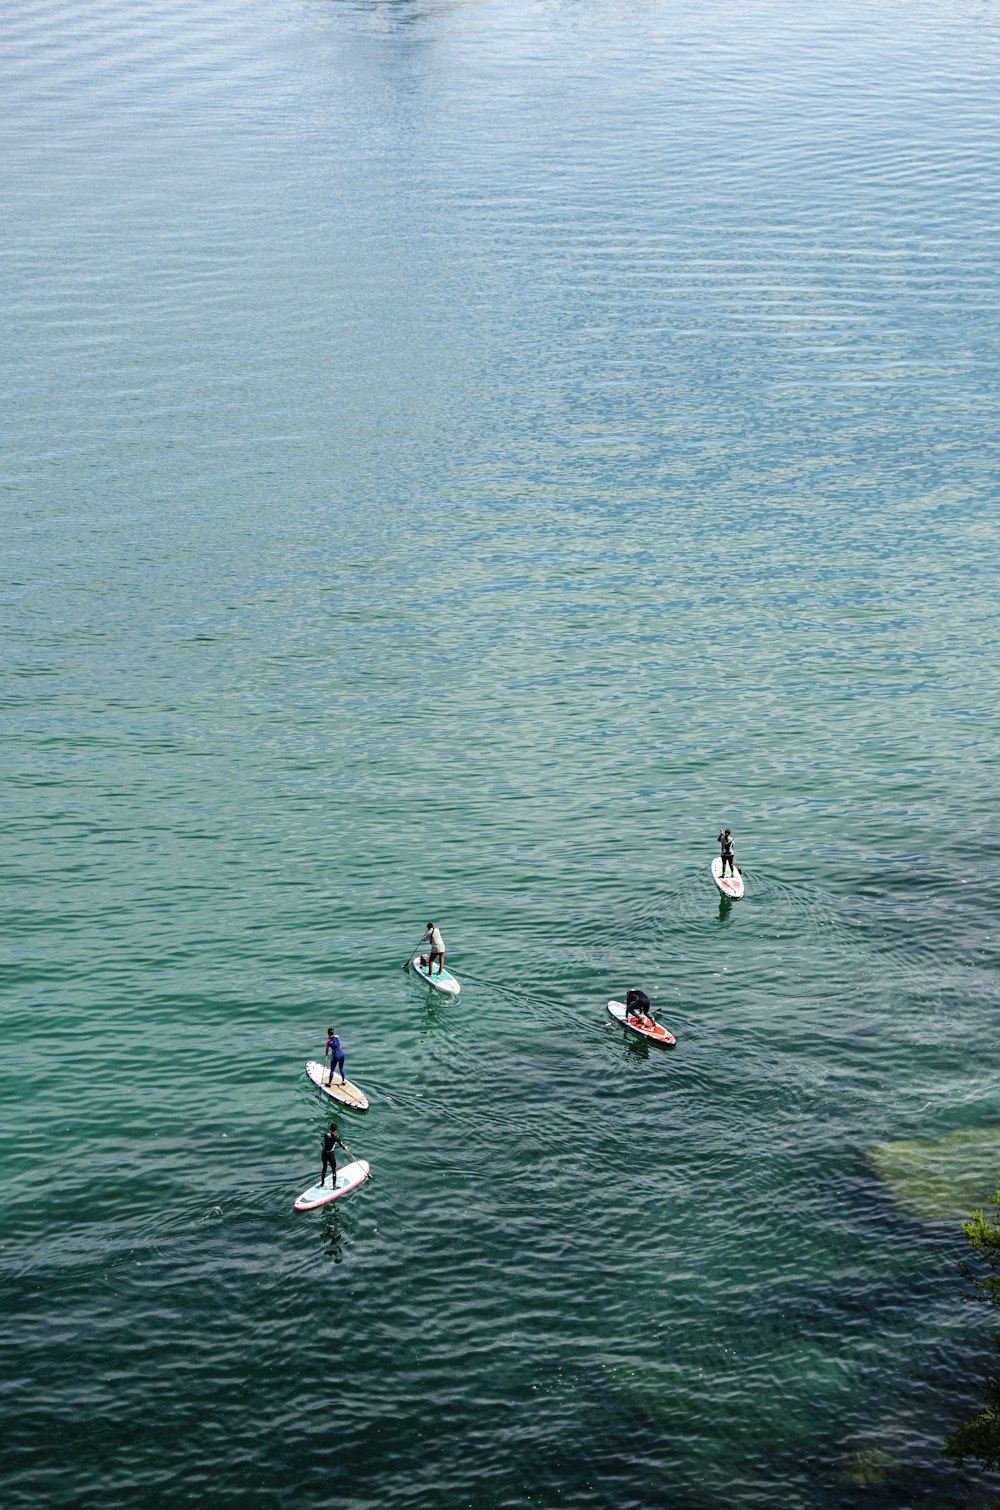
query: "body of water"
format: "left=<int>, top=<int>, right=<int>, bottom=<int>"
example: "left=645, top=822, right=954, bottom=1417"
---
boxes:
left=2, top=0, right=1000, bottom=1503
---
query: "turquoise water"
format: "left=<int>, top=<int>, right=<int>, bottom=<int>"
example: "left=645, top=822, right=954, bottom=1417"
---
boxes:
left=3, top=0, right=1000, bottom=1503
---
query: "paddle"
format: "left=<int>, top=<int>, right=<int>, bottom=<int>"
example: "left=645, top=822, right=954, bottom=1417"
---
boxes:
left=337, top=1137, right=371, bottom=1181
left=402, top=931, right=427, bottom=971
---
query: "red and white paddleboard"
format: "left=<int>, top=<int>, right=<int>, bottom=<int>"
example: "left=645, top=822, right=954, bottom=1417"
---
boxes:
left=711, top=856, right=744, bottom=899
left=607, top=1000, right=676, bottom=1048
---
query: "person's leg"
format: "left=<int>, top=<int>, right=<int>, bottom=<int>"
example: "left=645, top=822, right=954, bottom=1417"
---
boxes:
left=338, top=1056, right=346, bottom=1084
left=436, top=952, right=445, bottom=976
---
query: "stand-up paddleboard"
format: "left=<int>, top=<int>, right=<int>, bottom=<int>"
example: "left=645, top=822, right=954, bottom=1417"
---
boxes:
left=607, top=1000, right=676, bottom=1048
left=711, top=856, right=745, bottom=899
left=408, top=955, right=461, bottom=996
left=305, top=1061, right=369, bottom=1112
left=294, top=1159, right=370, bottom=1212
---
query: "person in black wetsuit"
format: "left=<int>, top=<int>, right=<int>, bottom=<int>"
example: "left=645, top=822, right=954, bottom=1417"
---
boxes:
left=626, top=988, right=654, bottom=1029
left=718, top=828, right=738, bottom=878
left=321, top=1123, right=344, bottom=1188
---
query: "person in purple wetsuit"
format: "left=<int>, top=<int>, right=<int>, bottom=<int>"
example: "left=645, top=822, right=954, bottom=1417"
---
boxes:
left=324, top=1027, right=346, bottom=1085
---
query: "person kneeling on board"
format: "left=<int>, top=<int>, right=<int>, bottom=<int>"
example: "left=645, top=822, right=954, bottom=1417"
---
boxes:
left=419, top=921, right=446, bottom=977
left=626, top=988, right=654, bottom=1031
left=322, top=1123, right=345, bottom=1188
left=718, top=828, right=739, bottom=878
left=325, top=1026, right=346, bottom=1086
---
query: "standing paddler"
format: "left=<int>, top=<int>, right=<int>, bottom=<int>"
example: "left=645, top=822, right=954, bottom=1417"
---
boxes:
left=418, top=921, right=446, bottom=977
left=717, top=828, right=739, bottom=879
left=324, top=1026, right=346, bottom=1086
left=321, top=1122, right=345, bottom=1188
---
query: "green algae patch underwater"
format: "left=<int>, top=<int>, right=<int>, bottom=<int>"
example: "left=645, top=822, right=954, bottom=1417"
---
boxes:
left=866, top=1127, right=1000, bottom=1221
left=838, top=1446, right=896, bottom=1487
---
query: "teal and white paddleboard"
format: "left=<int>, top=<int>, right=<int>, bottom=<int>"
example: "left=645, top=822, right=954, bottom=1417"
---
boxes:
left=294, top=1158, right=370, bottom=1212
left=408, top=955, right=461, bottom=996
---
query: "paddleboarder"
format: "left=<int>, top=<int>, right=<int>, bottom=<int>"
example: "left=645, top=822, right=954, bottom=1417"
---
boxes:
left=418, top=921, right=446, bottom=977
left=324, top=1027, right=346, bottom=1086
left=321, top=1122, right=344, bottom=1188
left=718, top=828, right=738, bottom=879
left=626, top=988, right=654, bottom=1031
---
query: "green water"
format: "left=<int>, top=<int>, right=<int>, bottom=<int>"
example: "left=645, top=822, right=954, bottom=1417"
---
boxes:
left=2, top=0, right=1000, bottom=1503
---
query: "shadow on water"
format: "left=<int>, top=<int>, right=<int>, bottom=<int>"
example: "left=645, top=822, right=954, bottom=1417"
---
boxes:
left=419, top=997, right=454, bottom=1031
left=316, top=1212, right=346, bottom=1263
left=616, top=1028, right=675, bottom=1063
left=622, top=1033, right=650, bottom=1065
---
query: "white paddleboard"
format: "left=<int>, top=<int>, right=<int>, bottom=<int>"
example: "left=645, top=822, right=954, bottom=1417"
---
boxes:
left=607, top=1000, right=677, bottom=1047
left=408, top=955, right=461, bottom=996
left=294, top=1159, right=370, bottom=1212
left=305, top=1061, right=370, bottom=1112
left=711, top=856, right=744, bottom=899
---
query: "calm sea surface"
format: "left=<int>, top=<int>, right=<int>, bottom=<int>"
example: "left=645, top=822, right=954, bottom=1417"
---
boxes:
left=2, top=0, right=1000, bottom=1504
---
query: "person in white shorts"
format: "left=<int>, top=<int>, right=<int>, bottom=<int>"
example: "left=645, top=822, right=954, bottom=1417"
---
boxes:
left=419, top=922, right=446, bottom=976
